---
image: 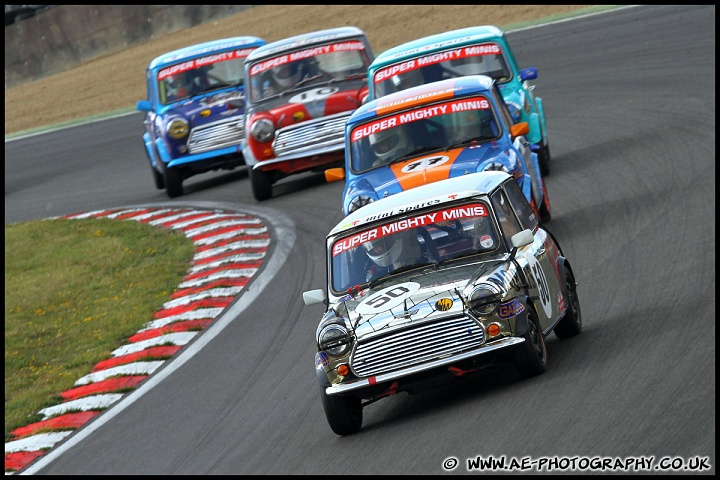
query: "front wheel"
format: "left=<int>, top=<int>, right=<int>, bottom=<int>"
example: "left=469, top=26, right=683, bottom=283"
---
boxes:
left=513, top=307, right=548, bottom=378
left=319, top=386, right=363, bottom=436
left=249, top=166, right=273, bottom=201
left=554, top=268, right=582, bottom=339
left=162, top=162, right=183, bottom=198
left=151, top=164, right=165, bottom=190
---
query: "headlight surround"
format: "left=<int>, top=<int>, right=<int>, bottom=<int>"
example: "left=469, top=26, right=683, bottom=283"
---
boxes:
left=482, top=161, right=510, bottom=174
left=482, top=159, right=522, bottom=181
left=348, top=195, right=375, bottom=213
left=318, top=323, right=352, bottom=357
left=467, top=283, right=504, bottom=317
left=166, top=118, right=189, bottom=139
left=250, top=118, right=275, bottom=143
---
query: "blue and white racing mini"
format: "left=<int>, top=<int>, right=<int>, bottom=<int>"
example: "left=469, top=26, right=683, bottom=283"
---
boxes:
left=329, top=75, right=551, bottom=223
left=137, top=36, right=266, bottom=197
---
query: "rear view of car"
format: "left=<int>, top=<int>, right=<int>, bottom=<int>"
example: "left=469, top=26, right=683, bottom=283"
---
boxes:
left=367, top=25, right=552, bottom=176
left=242, top=27, right=374, bottom=201
left=137, top=36, right=266, bottom=198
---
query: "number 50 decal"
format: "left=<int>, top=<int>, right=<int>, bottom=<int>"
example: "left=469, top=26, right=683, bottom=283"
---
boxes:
left=355, top=282, right=420, bottom=315
left=527, top=255, right=552, bottom=319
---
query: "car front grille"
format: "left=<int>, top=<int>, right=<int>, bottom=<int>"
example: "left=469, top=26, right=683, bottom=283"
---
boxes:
left=187, top=117, right=245, bottom=154
left=350, top=316, right=485, bottom=378
left=272, top=111, right=351, bottom=157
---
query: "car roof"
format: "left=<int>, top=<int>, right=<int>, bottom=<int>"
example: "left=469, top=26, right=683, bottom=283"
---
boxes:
left=329, top=171, right=511, bottom=236
left=147, top=36, right=266, bottom=69
left=371, top=25, right=505, bottom=67
left=349, top=75, right=496, bottom=124
left=246, top=26, right=366, bottom=62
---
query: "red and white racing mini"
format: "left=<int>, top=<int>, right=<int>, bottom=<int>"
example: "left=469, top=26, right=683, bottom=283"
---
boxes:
left=242, top=26, right=375, bottom=201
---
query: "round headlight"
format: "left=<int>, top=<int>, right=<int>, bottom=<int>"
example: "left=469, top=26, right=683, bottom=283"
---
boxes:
left=250, top=118, right=275, bottom=143
left=167, top=118, right=189, bottom=139
left=483, top=161, right=510, bottom=173
left=467, top=284, right=503, bottom=317
left=319, top=324, right=352, bottom=357
left=348, top=195, right=374, bottom=214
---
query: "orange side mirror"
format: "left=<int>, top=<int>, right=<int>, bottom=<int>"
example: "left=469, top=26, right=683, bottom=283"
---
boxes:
left=510, top=121, right=529, bottom=138
left=325, top=167, right=346, bottom=183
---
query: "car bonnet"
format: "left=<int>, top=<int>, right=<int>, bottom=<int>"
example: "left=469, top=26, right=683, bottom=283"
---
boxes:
left=332, top=257, right=508, bottom=341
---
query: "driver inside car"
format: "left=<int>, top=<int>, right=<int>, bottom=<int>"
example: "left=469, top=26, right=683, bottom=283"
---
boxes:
left=166, top=69, right=209, bottom=101
left=368, top=128, right=412, bottom=167
left=363, top=229, right=429, bottom=282
left=261, top=59, right=316, bottom=96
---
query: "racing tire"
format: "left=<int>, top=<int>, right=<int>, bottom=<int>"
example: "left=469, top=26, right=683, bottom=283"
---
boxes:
left=513, top=307, right=548, bottom=378
left=162, top=162, right=183, bottom=198
left=554, top=268, right=582, bottom=339
left=249, top=166, right=273, bottom=201
left=539, top=178, right=552, bottom=223
left=151, top=164, right=165, bottom=190
left=538, top=140, right=551, bottom=177
left=319, top=387, right=363, bottom=436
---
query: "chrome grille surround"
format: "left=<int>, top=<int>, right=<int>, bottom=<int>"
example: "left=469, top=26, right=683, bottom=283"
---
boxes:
left=272, top=110, right=352, bottom=157
left=187, top=116, right=245, bottom=154
left=350, top=315, right=485, bottom=378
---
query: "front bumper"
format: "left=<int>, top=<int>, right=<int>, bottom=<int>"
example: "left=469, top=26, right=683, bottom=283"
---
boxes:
left=325, top=336, right=524, bottom=396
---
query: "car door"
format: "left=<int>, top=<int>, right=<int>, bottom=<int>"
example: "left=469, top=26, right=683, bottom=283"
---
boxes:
left=491, top=181, right=562, bottom=331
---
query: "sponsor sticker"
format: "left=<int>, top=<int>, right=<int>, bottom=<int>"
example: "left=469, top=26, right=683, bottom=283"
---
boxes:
left=497, top=298, right=525, bottom=319
left=352, top=97, right=491, bottom=143
left=436, top=298, right=453, bottom=311
left=315, top=351, right=330, bottom=369
left=332, top=204, right=488, bottom=256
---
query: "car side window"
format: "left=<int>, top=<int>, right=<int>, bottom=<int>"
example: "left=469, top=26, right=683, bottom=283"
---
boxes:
left=492, top=85, right=515, bottom=126
left=491, top=188, right=522, bottom=243
left=503, top=179, right=537, bottom=231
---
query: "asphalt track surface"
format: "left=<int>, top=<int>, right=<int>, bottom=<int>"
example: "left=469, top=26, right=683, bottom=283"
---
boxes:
left=4, top=5, right=715, bottom=475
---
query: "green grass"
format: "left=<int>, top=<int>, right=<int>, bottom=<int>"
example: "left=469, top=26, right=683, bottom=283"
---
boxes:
left=4, top=217, right=196, bottom=442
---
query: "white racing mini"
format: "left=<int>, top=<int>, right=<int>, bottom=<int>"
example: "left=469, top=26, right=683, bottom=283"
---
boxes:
left=303, top=171, right=582, bottom=435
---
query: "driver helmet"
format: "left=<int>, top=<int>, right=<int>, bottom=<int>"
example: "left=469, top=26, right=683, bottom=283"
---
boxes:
left=369, top=128, right=408, bottom=164
left=363, top=230, right=420, bottom=268
left=168, top=71, right=194, bottom=91
left=271, top=62, right=302, bottom=88
left=390, top=68, right=423, bottom=92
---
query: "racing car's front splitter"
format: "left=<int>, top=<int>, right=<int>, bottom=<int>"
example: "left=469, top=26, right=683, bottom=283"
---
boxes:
left=325, top=336, right=524, bottom=395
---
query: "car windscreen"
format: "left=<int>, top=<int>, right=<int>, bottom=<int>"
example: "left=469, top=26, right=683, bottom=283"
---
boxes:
left=330, top=202, right=500, bottom=293
left=372, top=42, right=511, bottom=98
left=157, top=47, right=257, bottom=105
left=349, top=95, right=500, bottom=172
left=246, top=39, right=371, bottom=102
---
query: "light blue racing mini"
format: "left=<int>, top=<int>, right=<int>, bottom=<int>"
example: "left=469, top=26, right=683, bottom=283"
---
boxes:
left=366, top=26, right=551, bottom=176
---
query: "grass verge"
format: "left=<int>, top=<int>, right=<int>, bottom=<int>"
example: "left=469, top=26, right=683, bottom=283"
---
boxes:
left=4, top=217, right=195, bottom=441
